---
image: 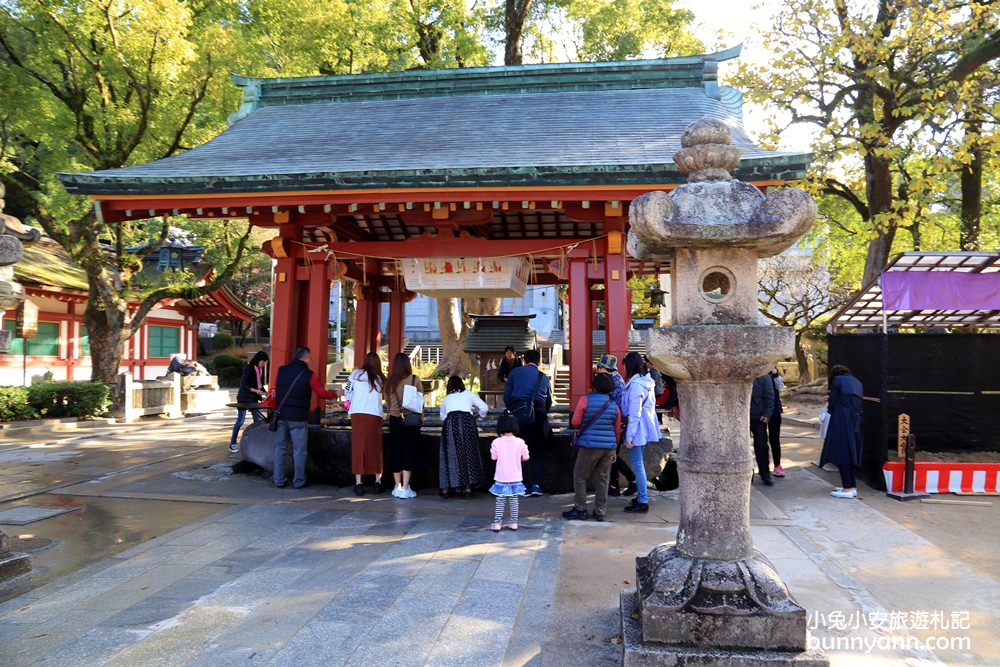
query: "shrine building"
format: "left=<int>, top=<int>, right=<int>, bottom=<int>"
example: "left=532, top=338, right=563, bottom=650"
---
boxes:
left=58, top=46, right=809, bottom=406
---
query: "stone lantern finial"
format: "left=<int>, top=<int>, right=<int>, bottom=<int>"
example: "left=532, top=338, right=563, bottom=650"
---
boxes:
left=673, top=117, right=742, bottom=182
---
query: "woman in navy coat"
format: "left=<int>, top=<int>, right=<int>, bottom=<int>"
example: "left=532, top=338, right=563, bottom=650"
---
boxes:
left=819, top=365, right=864, bottom=498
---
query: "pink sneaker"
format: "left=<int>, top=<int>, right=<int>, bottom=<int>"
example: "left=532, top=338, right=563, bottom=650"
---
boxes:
left=507, top=523, right=518, bottom=531
left=491, top=523, right=501, bottom=532
left=773, top=465, right=785, bottom=478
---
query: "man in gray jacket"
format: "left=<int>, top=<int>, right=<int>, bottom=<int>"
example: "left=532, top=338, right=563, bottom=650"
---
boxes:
left=750, top=374, right=776, bottom=486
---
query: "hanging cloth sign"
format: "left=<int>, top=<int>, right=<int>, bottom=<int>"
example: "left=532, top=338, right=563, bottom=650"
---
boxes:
left=401, top=257, right=531, bottom=298
left=882, top=272, right=1000, bottom=311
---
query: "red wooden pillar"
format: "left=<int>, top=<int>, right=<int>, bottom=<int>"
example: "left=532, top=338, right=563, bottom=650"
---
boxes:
left=604, top=231, right=629, bottom=373
left=353, top=288, right=371, bottom=369
left=66, top=303, right=76, bottom=381
left=368, top=289, right=383, bottom=355
left=388, top=290, right=405, bottom=362
left=306, top=264, right=332, bottom=407
left=270, top=232, right=301, bottom=385
left=569, top=257, right=592, bottom=407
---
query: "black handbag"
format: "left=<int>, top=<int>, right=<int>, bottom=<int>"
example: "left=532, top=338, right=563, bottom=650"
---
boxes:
left=268, top=370, right=306, bottom=432
left=569, top=397, right=613, bottom=448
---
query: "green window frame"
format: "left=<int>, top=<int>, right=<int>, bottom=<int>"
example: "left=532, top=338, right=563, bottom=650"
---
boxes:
left=1, top=320, right=60, bottom=356
left=2, top=320, right=22, bottom=356
left=79, top=325, right=91, bottom=357
left=148, top=325, right=180, bottom=358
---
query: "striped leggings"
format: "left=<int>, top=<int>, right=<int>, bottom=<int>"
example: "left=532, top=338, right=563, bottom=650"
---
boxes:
left=493, top=495, right=519, bottom=524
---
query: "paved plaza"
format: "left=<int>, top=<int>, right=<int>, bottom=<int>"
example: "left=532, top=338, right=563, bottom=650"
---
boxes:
left=1, top=412, right=998, bottom=666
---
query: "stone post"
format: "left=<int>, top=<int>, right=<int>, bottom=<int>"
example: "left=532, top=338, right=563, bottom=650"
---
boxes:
left=621, top=119, right=827, bottom=665
left=0, top=183, right=36, bottom=581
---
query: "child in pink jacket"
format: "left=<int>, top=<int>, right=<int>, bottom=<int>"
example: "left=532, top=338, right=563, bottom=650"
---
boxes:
left=490, top=412, right=530, bottom=532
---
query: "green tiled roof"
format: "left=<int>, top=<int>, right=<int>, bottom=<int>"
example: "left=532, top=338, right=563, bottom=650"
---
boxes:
left=59, top=47, right=811, bottom=196
left=15, top=238, right=89, bottom=291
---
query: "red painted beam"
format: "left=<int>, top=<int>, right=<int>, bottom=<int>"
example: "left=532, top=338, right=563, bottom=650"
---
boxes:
left=95, top=185, right=689, bottom=213
left=398, top=210, right=493, bottom=227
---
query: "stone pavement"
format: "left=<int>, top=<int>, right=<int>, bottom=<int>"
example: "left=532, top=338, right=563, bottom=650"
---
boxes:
left=0, top=504, right=561, bottom=667
left=1, top=413, right=999, bottom=666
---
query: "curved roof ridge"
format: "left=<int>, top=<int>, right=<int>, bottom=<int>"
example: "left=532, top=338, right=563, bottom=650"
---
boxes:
left=228, top=46, right=744, bottom=124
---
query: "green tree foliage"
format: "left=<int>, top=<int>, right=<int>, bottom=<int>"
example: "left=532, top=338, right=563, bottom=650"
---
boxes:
left=628, top=274, right=662, bottom=321
left=565, top=0, right=701, bottom=61
left=734, top=0, right=1000, bottom=285
left=0, top=0, right=703, bottom=384
left=0, top=0, right=255, bottom=383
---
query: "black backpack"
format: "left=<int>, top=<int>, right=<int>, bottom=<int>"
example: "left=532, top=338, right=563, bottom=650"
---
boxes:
left=511, top=370, right=545, bottom=427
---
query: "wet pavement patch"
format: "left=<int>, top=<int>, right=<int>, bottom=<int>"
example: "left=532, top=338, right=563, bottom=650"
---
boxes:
left=0, top=505, right=80, bottom=525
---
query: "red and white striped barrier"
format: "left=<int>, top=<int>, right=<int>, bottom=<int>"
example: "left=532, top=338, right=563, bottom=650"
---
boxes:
left=883, top=462, right=1000, bottom=495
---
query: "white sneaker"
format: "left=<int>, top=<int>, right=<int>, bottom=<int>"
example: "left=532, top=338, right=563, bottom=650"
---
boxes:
left=831, top=488, right=857, bottom=499
left=392, top=486, right=404, bottom=498
left=405, top=487, right=417, bottom=498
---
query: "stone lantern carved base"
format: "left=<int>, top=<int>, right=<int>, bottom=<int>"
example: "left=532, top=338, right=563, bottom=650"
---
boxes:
left=0, top=530, right=32, bottom=582
left=636, top=545, right=807, bottom=650
left=622, top=590, right=827, bottom=667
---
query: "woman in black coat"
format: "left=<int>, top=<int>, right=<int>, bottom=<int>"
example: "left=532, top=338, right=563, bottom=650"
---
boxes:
left=230, top=351, right=268, bottom=454
left=819, top=365, right=864, bottom=498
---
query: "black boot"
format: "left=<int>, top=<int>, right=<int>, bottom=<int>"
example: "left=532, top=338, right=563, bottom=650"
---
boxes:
left=624, top=499, right=649, bottom=513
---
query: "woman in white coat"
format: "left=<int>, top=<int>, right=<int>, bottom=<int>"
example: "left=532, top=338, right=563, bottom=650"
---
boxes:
left=344, top=352, right=385, bottom=496
left=438, top=376, right=488, bottom=498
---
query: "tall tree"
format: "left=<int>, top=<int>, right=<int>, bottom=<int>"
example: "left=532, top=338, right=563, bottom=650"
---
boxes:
left=502, top=0, right=533, bottom=65
left=736, top=0, right=1000, bottom=285
left=0, top=0, right=254, bottom=383
left=758, top=254, right=848, bottom=381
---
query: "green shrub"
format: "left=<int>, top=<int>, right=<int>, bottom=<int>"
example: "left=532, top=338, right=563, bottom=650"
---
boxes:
left=212, top=332, right=235, bottom=351
left=212, top=353, right=245, bottom=370
left=28, top=381, right=111, bottom=419
left=218, top=366, right=243, bottom=388
left=0, top=386, right=37, bottom=422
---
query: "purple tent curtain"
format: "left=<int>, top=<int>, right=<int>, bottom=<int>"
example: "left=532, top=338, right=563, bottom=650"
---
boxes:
left=882, top=271, right=1000, bottom=310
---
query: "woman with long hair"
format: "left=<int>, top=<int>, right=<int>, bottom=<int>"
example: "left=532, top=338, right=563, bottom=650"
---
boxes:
left=384, top=352, right=424, bottom=498
left=438, top=375, right=489, bottom=498
left=621, top=351, right=661, bottom=513
left=345, top=351, right=386, bottom=496
left=230, top=350, right=268, bottom=454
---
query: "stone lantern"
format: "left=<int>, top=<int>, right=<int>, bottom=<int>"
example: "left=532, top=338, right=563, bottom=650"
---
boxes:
left=0, top=182, right=37, bottom=581
left=621, top=119, right=826, bottom=665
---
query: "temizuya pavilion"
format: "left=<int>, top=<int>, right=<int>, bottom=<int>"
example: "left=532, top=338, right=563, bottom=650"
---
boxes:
left=59, top=46, right=809, bottom=407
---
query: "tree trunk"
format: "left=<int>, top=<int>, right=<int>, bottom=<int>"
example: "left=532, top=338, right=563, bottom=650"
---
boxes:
left=233, top=320, right=248, bottom=347
left=862, top=152, right=897, bottom=286
left=959, top=117, right=983, bottom=251
left=504, top=0, right=532, bottom=65
left=436, top=297, right=472, bottom=376
left=84, top=293, right=127, bottom=385
left=794, top=331, right=810, bottom=383
left=465, top=297, right=501, bottom=317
